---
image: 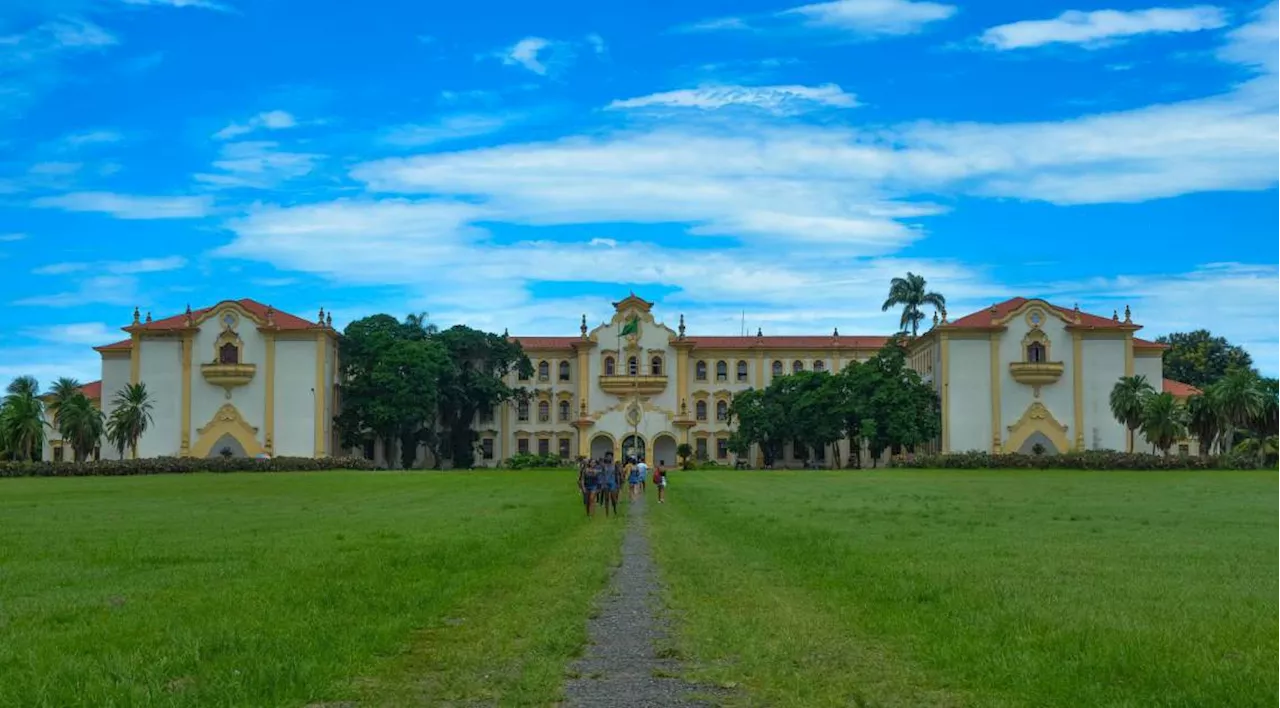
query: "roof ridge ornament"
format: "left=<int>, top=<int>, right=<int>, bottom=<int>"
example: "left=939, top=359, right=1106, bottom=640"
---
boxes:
left=184, top=304, right=193, bottom=327
left=132, top=306, right=141, bottom=325
left=678, top=314, right=686, bottom=339
left=1112, top=309, right=1120, bottom=322
left=580, top=313, right=588, bottom=338
left=145, top=311, right=152, bottom=324
left=1123, top=305, right=1131, bottom=324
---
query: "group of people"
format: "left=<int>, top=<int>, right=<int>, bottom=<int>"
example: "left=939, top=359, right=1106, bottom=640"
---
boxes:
left=577, top=454, right=667, bottom=517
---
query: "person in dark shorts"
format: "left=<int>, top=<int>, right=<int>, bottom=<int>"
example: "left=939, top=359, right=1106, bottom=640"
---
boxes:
left=578, top=459, right=599, bottom=517
left=655, top=459, right=668, bottom=504
left=603, top=458, right=622, bottom=516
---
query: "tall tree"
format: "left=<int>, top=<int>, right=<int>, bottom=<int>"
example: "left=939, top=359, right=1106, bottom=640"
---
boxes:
left=58, top=393, right=104, bottom=461
left=1155, top=330, right=1255, bottom=390
left=881, top=272, right=946, bottom=337
left=1140, top=392, right=1188, bottom=455
left=1109, top=375, right=1155, bottom=452
left=1, top=376, right=46, bottom=461
left=1211, top=369, right=1264, bottom=456
left=1246, top=377, right=1278, bottom=465
left=1184, top=393, right=1220, bottom=457
left=46, top=377, right=83, bottom=428
left=434, top=325, right=532, bottom=470
left=106, top=383, right=154, bottom=459
left=728, top=386, right=787, bottom=467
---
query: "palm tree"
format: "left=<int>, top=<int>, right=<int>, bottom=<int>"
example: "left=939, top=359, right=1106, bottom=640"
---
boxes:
left=1109, top=375, right=1154, bottom=453
left=106, top=383, right=154, bottom=459
left=1140, top=392, right=1188, bottom=455
left=1246, top=377, right=1278, bottom=465
left=46, top=377, right=83, bottom=427
left=1211, top=370, right=1263, bottom=455
left=58, top=393, right=104, bottom=462
left=1185, top=393, right=1220, bottom=457
left=1, top=376, right=46, bottom=461
left=881, top=273, right=946, bottom=337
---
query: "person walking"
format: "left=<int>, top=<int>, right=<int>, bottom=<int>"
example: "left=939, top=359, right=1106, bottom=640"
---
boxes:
left=579, top=459, right=599, bottom=518
left=634, top=458, right=648, bottom=499
left=655, top=459, right=668, bottom=504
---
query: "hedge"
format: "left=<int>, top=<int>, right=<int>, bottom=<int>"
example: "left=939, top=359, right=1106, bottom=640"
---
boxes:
left=503, top=453, right=574, bottom=469
left=888, top=450, right=1265, bottom=470
left=0, top=455, right=377, bottom=478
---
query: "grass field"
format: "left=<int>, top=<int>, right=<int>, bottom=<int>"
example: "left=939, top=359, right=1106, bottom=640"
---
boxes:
left=0, top=470, right=619, bottom=707
left=647, top=470, right=1278, bottom=707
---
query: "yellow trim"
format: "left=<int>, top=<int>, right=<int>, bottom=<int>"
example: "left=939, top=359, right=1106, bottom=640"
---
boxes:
left=1072, top=332, right=1084, bottom=450
left=191, top=403, right=265, bottom=458
left=1124, top=333, right=1134, bottom=377
left=129, top=332, right=140, bottom=385
left=989, top=333, right=1001, bottom=453
left=264, top=332, right=276, bottom=454
left=180, top=333, right=192, bottom=456
left=576, top=346, right=590, bottom=456
left=755, top=350, right=764, bottom=388
left=940, top=333, right=950, bottom=453
left=1005, top=401, right=1071, bottom=454
left=313, top=334, right=325, bottom=457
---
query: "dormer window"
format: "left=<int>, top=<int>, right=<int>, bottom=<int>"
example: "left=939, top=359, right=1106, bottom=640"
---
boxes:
left=1027, top=341, right=1046, bottom=363
left=219, top=342, right=239, bottom=364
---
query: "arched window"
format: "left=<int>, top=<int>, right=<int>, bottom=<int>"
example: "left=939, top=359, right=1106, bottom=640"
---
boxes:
left=695, top=400, right=707, bottom=421
left=628, top=356, right=639, bottom=375
left=558, top=400, right=571, bottom=421
left=604, top=356, right=616, bottom=376
left=558, top=361, right=571, bottom=381
left=813, top=360, right=826, bottom=372
left=736, top=360, right=748, bottom=382
left=537, top=360, right=550, bottom=380
left=772, top=360, right=783, bottom=377
left=537, top=400, right=550, bottom=422
left=651, top=356, right=663, bottom=375
left=517, top=400, right=529, bottom=421
left=716, top=400, right=728, bottom=421
left=1027, top=341, right=1046, bottom=363
left=715, top=360, right=728, bottom=382
left=695, top=361, right=707, bottom=381
left=792, top=360, right=804, bottom=373
left=219, top=342, right=239, bottom=364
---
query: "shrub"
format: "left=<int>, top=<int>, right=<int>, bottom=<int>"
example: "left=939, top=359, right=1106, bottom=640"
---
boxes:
left=888, top=450, right=1267, bottom=470
left=0, top=456, right=378, bottom=478
left=503, top=453, right=572, bottom=470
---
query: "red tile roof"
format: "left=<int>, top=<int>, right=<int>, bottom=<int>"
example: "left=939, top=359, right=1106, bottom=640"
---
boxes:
left=1133, top=338, right=1166, bottom=350
left=80, top=380, right=102, bottom=399
left=947, top=297, right=1136, bottom=330
left=96, top=299, right=322, bottom=352
left=686, top=335, right=889, bottom=349
left=1163, top=378, right=1201, bottom=398
left=511, top=336, right=580, bottom=349
left=94, top=338, right=132, bottom=353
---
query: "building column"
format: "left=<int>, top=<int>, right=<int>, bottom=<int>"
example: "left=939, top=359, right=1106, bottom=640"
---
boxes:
left=180, top=333, right=193, bottom=456
left=263, top=332, right=276, bottom=455
left=940, top=333, right=951, bottom=453
left=313, top=334, right=325, bottom=458
left=989, top=332, right=1001, bottom=453
left=1073, top=332, right=1085, bottom=451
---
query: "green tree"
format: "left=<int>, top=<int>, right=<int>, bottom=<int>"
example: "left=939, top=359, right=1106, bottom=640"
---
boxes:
left=1184, top=393, right=1220, bottom=457
left=106, top=383, right=154, bottom=459
left=1140, top=392, right=1188, bottom=455
left=727, top=386, right=787, bottom=467
left=1155, top=330, right=1255, bottom=390
left=785, top=371, right=845, bottom=467
left=1246, top=377, right=1278, bottom=465
left=881, top=272, right=946, bottom=337
left=57, top=393, right=104, bottom=461
left=859, top=336, right=940, bottom=463
left=46, top=377, right=83, bottom=428
left=676, top=442, right=694, bottom=470
left=1109, top=375, right=1155, bottom=452
left=1, top=376, right=46, bottom=461
left=434, top=325, right=532, bottom=470
left=1210, top=369, right=1264, bottom=455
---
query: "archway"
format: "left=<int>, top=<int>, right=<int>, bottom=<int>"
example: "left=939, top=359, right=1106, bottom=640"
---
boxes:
left=1005, top=402, right=1071, bottom=455
left=652, top=434, right=677, bottom=468
left=1016, top=430, right=1060, bottom=455
left=590, top=433, right=615, bottom=461
left=621, top=434, right=645, bottom=462
left=191, top=403, right=264, bottom=458
left=206, top=432, right=249, bottom=458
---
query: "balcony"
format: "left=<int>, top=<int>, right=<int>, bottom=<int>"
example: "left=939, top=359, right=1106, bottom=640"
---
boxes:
left=201, top=362, right=256, bottom=392
left=598, top=374, right=668, bottom=396
left=1009, top=361, right=1064, bottom=386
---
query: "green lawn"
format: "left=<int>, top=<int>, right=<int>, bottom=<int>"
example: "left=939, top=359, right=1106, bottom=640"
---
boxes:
left=0, top=470, right=620, bottom=707
left=647, top=469, right=1278, bottom=708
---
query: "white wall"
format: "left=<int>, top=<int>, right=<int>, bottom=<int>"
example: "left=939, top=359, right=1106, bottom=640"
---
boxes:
left=947, top=338, right=992, bottom=452
left=1134, top=353, right=1166, bottom=451
left=137, top=338, right=182, bottom=457
left=273, top=338, right=317, bottom=457
left=190, top=314, right=267, bottom=456
left=1082, top=337, right=1128, bottom=451
left=998, top=316, right=1076, bottom=453
left=99, top=356, right=129, bottom=459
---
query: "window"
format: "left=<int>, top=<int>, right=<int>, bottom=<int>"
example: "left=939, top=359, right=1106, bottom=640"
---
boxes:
left=695, top=437, right=709, bottom=460
left=538, top=360, right=550, bottom=381
left=715, top=360, right=728, bottom=382
left=793, top=440, right=808, bottom=459
left=716, top=400, right=728, bottom=421
left=736, top=360, right=748, bottom=382
left=559, top=400, right=571, bottom=421
left=1027, top=341, right=1046, bottom=363
left=628, top=356, right=639, bottom=376
left=695, top=361, right=708, bottom=381
left=517, top=438, right=530, bottom=454
left=559, top=438, right=571, bottom=459
left=53, top=444, right=64, bottom=462
left=813, top=360, right=826, bottom=372
left=517, top=400, right=529, bottom=422
left=482, top=438, right=494, bottom=460
left=1178, top=443, right=1190, bottom=457
left=362, top=438, right=376, bottom=460
left=651, top=356, right=663, bottom=375
left=538, top=438, right=550, bottom=456
left=792, top=360, right=804, bottom=373
left=604, top=356, right=616, bottom=376
left=219, top=342, right=239, bottom=364
left=559, top=361, right=571, bottom=381
left=695, top=400, right=708, bottom=421
left=537, top=401, right=550, bottom=422
left=772, top=360, right=784, bottom=377
left=716, top=438, right=729, bottom=459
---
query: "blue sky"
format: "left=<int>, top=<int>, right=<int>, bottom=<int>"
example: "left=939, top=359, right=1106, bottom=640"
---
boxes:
left=1, top=0, right=1277, bottom=389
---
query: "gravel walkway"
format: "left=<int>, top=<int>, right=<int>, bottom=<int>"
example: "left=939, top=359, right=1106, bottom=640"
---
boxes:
left=563, top=496, right=716, bottom=707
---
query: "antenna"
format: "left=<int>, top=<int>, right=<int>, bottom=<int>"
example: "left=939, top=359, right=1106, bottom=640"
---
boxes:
left=741, top=310, right=745, bottom=337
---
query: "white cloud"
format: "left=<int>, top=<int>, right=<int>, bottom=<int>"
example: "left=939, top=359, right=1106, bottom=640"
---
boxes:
left=13, top=274, right=143, bottom=308
left=501, top=37, right=554, bottom=75
left=61, top=129, right=123, bottom=148
left=381, top=114, right=512, bottom=146
left=25, top=322, right=118, bottom=345
left=194, top=141, right=322, bottom=189
left=214, top=110, right=298, bottom=140
left=44, top=18, right=119, bottom=49
left=783, top=0, right=957, bottom=35
left=980, top=6, right=1228, bottom=50
left=1217, top=2, right=1278, bottom=73
left=120, top=0, right=233, bottom=10
left=608, top=83, right=858, bottom=114
left=33, top=256, right=186, bottom=276
left=586, top=33, right=607, bottom=55
left=28, top=161, right=82, bottom=176
left=0, top=233, right=27, bottom=242
left=33, top=192, right=214, bottom=219
left=0, top=345, right=103, bottom=394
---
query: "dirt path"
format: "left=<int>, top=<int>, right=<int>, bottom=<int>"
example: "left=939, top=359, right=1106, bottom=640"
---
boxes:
left=562, top=496, right=717, bottom=707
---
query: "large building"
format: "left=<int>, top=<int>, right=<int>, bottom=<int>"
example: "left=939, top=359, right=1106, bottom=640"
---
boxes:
left=46, top=293, right=1199, bottom=465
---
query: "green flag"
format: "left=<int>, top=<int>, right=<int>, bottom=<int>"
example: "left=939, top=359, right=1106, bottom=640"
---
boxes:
left=619, top=315, right=640, bottom=337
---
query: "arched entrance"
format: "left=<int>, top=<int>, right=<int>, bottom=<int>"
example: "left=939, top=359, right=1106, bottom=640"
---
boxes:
left=1005, top=402, right=1071, bottom=455
left=590, top=433, right=615, bottom=461
left=191, top=403, right=264, bottom=458
left=206, top=433, right=249, bottom=458
left=1016, top=431, right=1060, bottom=455
left=652, top=434, right=677, bottom=467
left=621, top=434, right=645, bottom=462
